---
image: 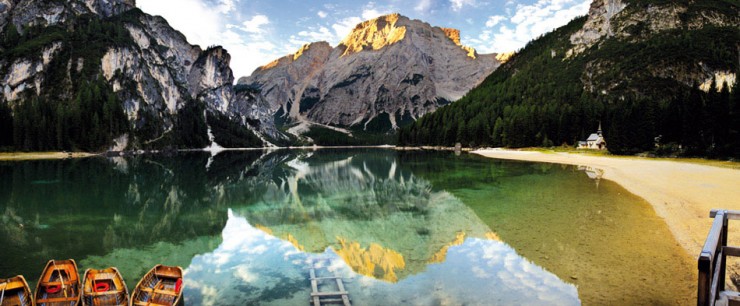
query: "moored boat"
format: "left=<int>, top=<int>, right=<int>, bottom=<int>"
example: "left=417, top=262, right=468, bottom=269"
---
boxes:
left=34, top=259, right=81, bottom=306
left=130, top=265, right=183, bottom=306
left=0, top=275, right=33, bottom=306
left=81, top=268, right=128, bottom=306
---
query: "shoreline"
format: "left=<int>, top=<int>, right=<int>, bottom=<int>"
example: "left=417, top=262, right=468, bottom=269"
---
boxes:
left=471, top=148, right=740, bottom=258
left=0, top=152, right=97, bottom=161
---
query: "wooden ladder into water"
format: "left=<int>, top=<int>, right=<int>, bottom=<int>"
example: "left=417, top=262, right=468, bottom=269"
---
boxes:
left=309, top=258, right=351, bottom=306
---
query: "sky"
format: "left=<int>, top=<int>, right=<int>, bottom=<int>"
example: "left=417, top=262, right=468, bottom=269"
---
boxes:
left=136, top=0, right=591, bottom=79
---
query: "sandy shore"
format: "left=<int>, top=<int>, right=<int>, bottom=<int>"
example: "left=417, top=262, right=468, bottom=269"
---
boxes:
left=0, top=152, right=96, bottom=161
left=472, top=148, right=740, bottom=257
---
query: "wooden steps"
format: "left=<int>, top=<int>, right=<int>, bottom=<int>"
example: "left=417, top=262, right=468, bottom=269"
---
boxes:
left=309, top=258, right=351, bottom=306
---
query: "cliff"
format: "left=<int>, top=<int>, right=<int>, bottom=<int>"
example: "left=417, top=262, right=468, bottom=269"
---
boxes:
left=0, top=0, right=282, bottom=151
left=238, top=14, right=501, bottom=142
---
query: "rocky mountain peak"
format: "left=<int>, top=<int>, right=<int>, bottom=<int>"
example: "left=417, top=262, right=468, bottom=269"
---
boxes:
left=254, top=41, right=333, bottom=74
left=440, top=27, right=477, bottom=59
left=440, top=27, right=462, bottom=45
left=339, top=13, right=407, bottom=57
left=239, top=13, right=501, bottom=138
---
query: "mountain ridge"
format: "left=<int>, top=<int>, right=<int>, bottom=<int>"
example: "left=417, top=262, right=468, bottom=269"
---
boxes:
left=238, top=13, right=501, bottom=143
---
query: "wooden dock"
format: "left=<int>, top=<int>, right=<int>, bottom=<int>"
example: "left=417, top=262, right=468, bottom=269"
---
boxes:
left=698, top=209, right=740, bottom=306
left=309, top=258, right=351, bottom=306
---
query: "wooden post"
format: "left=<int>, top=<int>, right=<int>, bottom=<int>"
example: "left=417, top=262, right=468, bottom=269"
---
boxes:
left=698, top=251, right=712, bottom=306
left=720, top=213, right=729, bottom=295
left=699, top=210, right=726, bottom=306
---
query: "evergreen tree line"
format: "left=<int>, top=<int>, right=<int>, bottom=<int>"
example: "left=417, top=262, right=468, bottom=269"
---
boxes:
left=0, top=11, right=141, bottom=151
left=398, top=16, right=740, bottom=158
left=399, top=80, right=738, bottom=157
left=0, top=9, right=229, bottom=152
left=0, top=78, right=129, bottom=151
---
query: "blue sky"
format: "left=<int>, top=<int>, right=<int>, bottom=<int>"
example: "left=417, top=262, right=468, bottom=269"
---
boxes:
left=137, top=0, right=591, bottom=79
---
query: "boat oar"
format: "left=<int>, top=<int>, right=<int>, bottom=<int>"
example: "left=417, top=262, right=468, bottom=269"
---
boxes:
left=51, top=260, right=68, bottom=299
left=1, top=283, right=6, bottom=305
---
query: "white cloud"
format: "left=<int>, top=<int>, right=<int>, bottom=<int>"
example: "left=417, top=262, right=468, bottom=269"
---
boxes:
left=360, top=2, right=393, bottom=21
left=138, top=0, right=283, bottom=79
left=450, top=0, right=475, bottom=12
left=241, top=15, right=270, bottom=34
left=469, top=0, right=590, bottom=53
left=317, top=10, right=328, bottom=18
left=485, top=15, right=506, bottom=28
left=332, top=17, right=362, bottom=41
left=415, top=0, right=433, bottom=12
left=288, top=26, right=336, bottom=48
left=217, top=0, right=237, bottom=14
left=362, top=8, right=387, bottom=20
left=138, top=0, right=222, bottom=47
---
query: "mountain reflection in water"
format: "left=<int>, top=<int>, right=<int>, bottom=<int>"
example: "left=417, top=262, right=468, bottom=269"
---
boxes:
left=185, top=210, right=579, bottom=306
left=0, top=149, right=581, bottom=305
left=185, top=150, right=580, bottom=305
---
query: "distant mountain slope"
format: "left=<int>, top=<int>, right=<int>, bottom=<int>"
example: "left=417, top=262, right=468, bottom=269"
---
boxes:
left=0, top=0, right=282, bottom=152
left=400, top=0, right=739, bottom=157
left=238, top=14, right=501, bottom=143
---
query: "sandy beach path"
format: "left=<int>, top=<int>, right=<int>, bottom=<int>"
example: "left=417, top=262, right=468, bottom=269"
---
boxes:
left=472, top=149, right=740, bottom=257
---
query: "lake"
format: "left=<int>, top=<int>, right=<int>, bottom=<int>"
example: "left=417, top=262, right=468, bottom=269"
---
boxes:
left=0, top=149, right=695, bottom=305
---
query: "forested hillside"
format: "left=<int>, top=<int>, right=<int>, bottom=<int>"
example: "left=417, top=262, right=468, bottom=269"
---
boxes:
left=400, top=0, right=739, bottom=157
left=0, top=1, right=267, bottom=152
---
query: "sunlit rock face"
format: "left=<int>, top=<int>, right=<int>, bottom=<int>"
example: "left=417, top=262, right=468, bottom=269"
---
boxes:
left=340, top=14, right=407, bottom=56
left=239, top=14, right=501, bottom=133
left=230, top=152, right=499, bottom=282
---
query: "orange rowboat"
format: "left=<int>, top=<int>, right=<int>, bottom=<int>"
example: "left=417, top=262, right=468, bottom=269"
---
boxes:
left=34, top=259, right=81, bottom=306
left=130, top=265, right=183, bottom=306
left=81, top=268, right=128, bottom=306
left=0, top=275, right=33, bottom=306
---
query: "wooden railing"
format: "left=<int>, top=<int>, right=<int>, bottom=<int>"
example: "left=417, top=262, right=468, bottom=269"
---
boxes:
left=698, top=209, right=740, bottom=306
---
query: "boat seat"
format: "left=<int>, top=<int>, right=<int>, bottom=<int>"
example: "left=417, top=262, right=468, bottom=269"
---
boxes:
left=89, top=290, right=121, bottom=296
left=92, top=273, right=116, bottom=280
left=41, top=281, right=77, bottom=288
left=154, top=272, right=180, bottom=279
left=36, top=296, right=80, bottom=303
left=140, top=287, right=178, bottom=296
left=1, top=283, right=25, bottom=290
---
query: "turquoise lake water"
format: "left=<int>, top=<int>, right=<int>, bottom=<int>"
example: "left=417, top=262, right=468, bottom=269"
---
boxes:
left=0, top=149, right=695, bottom=305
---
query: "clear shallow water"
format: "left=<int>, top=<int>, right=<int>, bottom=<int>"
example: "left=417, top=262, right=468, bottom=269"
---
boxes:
left=0, top=149, right=694, bottom=305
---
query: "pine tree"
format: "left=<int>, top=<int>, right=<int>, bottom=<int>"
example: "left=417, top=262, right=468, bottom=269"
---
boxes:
left=491, top=117, right=504, bottom=147
left=3, top=23, right=20, bottom=46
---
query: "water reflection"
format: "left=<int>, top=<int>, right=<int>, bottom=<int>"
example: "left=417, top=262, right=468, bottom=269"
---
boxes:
left=185, top=209, right=579, bottom=305
left=204, top=150, right=578, bottom=304
left=0, top=149, right=581, bottom=305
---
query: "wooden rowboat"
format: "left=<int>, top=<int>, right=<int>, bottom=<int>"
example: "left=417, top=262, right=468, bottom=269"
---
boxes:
left=81, top=268, right=128, bottom=306
left=34, top=259, right=81, bottom=306
left=130, top=265, right=183, bottom=306
left=0, top=275, right=33, bottom=306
